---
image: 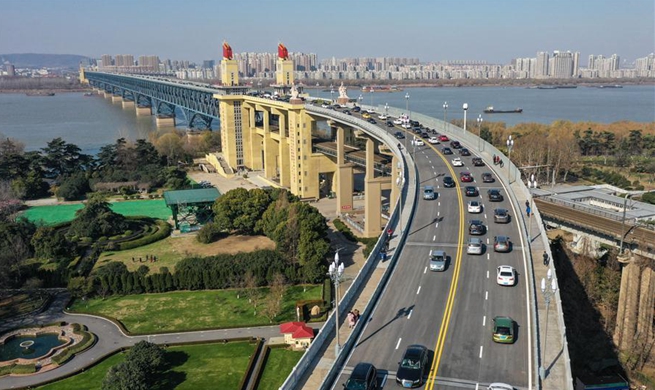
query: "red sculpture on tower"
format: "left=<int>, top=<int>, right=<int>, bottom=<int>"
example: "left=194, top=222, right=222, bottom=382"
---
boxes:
left=278, top=43, right=289, bottom=60
left=222, top=41, right=233, bottom=60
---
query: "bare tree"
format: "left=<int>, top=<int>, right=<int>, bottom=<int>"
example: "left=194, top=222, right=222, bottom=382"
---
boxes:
left=261, top=273, right=287, bottom=323
left=243, top=272, right=262, bottom=315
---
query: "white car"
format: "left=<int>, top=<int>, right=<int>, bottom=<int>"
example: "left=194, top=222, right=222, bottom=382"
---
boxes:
left=393, top=118, right=403, bottom=125
left=496, top=265, right=517, bottom=286
left=412, top=138, right=424, bottom=146
left=378, top=114, right=388, bottom=119
left=451, top=157, right=464, bottom=167
left=467, top=201, right=482, bottom=213
left=402, top=123, right=412, bottom=129
left=488, top=383, right=515, bottom=390
left=428, top=136, right=440, bottom=144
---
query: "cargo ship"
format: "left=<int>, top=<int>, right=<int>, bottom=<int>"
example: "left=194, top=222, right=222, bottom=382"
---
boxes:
left=361, top=85, right=403, bottom=93
left=484, top=106, right=523, bottom=114
left=26, top=92, right=55, bottom=96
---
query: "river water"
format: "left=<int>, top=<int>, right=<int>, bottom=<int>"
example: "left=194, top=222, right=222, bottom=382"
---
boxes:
left=0, top=85, right=653, bottom=154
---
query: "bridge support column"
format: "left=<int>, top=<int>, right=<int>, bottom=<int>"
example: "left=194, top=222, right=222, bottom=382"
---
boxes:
left=390, top=155, right=400, bottom=210
left=263, top=132, right=278, bottom=180
left=364, top=138, right=383, bottom=238
left=155, top=115, right=175, bottom=127
left=111, top=95, right=123, bottom=104
left=278, top=112, right=291, bottom=188
left=103, top=91, right=112, bottom=99
left=122, top=100, right=135, bottom=109
left=136, top=106, right=151, bottom=116
left=336, top=126, right=354, bottom=215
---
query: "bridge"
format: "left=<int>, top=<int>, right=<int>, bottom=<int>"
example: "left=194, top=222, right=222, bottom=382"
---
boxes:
left=77, top=43, right=586, bottom=390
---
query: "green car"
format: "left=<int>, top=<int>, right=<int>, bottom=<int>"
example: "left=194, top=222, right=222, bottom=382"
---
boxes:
left=492, top=316, right=515, bottom=344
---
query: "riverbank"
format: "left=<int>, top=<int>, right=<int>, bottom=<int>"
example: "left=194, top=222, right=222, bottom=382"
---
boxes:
left=0, top=88, right=92, bottom=94
left=302, top=78, right=655, bottom=89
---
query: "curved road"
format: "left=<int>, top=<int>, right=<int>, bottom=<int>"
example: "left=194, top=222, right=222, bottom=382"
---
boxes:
left=0, top=292, right=321, bottom=389
left=334, top=114, right=531, bottom=389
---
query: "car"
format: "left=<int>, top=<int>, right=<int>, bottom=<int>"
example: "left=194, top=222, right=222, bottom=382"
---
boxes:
left=352, top=106, right=361, bottom=112
left=344, top=362, right=378, bottom=390
left=378, top=114, right=388, bottom=120
left=492, top=316, right=515, bottom=344
left=421, top=132, right=429, bottom=139
left=412, top=138, right=424, bottom=146
left=460, top=172, right=473, bottom=182
left=488, top=189, right=504, bottom=202
left=459, top=148, right=471, bottom=156
left=366, top=108, right=376, bottom=114
left=429, top=250, right=447, bottom=272
left=482, top=172, right=495, bottom=183
left=402, top=123, right=412, bottom=129
left=451, top=157, right=464, bottom=167
left=472, top=157, right=484, bottom=166
left=467, top=237, right=484, bottom=255
left=321, top=103, right=330, bottom=108
left=410, top=120, right=420, bottom=127
left=394, top=131, right=405, bottom=139
left=439, top=135, right=449, bottom=142
left=386, top=121, right=394, bottom=127
left=441, top=147, right=453, bottom=155
left=413, top=126, right=422, bottom=133
left=465, top=186, right=478, bottom=197
left=343, top=109, right=351, bottom=115
left=362, top=112, right=371, bottom=119
left=496, top=265, right=517, bottom=286
left=467, top=201, right=482, bottom=213
left=393, top=118, right=403, bottom=125
left=487, top=383, right=515, bottom=390
left=428, top=136, right=440, bottom=144
left=450, top=140, right=461, bottom=149
left=396, top=345, right=429, bottom=388
left=494, top=235, right=511, bottom=252
left=367, top=118, right=377, bottom=124
left=423, top=186, right=435, bottom=200
left=442, top=176, right=456, bottom=188
left=333, top=104, right=341, bottom=109
left=494, top=208, right=510, bottom=223
left=469, top=220, right=486, bottom=235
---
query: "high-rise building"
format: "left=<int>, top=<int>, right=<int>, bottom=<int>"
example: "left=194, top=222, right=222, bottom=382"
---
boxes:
left=549, top=51, right=574, bottom=79
left=101, top=54, right=113, bottom=69
left=203, top=60, right=215, bottom=69
left=535, top=52, right=549, bottom=79
left=635, top=53, right=655, bottom=77
left=5, top=63, right=15, bottom=76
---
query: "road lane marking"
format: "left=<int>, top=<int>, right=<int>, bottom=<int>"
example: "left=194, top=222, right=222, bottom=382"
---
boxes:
left=485, top=291, right=488, bottom=300
left=416, top=286, right=421, bottom=295
left=424, top=267, right=427, bottom=274
left=408, top=309, right=413, bottom=319
left=486, top=238, right=490, bottom=244
left=484, top=213, right=487, bottom=219
left=479, top=346, right=483, bottom=358
left=487, top=270, right=489, bottom=278
left=482, top=316, right=486, bottom=326
left=438, top=202, right=441, bottom=207
left=395, top=338, right=402, bottom=350
left=433, top=235, right=436, bottom=241
left=487, top=253, right=490, bottom=260
left=435, top=223, right=439, bottom=228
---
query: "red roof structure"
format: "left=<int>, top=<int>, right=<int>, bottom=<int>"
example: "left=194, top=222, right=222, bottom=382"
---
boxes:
left=279, top=322, right=314, bottom=339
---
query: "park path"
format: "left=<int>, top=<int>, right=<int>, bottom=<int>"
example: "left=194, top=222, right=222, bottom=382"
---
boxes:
left=0, top=292, right=322, bottom=389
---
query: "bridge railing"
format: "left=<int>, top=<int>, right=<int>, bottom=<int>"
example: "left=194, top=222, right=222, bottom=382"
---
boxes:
left=371, top=103, right=574, bottom=390
left=278, top=106, right=418, bottom=390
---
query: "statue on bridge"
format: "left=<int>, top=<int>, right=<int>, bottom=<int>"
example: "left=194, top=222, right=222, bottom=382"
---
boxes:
left=290, top=84, right=299, bottom=100
left=222, top=41, right=233, bottom=60
left=278, top=43, right=289, bottom=60
left=337, top=82, right=350, bottom=105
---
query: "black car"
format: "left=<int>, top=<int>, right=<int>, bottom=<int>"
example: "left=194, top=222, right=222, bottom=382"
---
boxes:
left=460, top=148, right=471, bottom=156
left=395, top=131, right=405, bottom=139
left=367, top=118, right=377, bottom=124
left=396, top=345, right=429, bottom=388
left=410, top=120, right=420, bottom=127
left=421, top=132, right=429, bottom=138
left=450, top=140, right=462, bottom=149
left=443, top=176, right=456, bottom=188
left=488, top=189, right=504, bottom=202
left=469, top=220, right=486, bottom=235
left=472, top=157, right=484, bottom=166
left=386, top=121, right=394, bottom=127
left=482, top=172, right=495, bottom=182
left=465, top=186, right=479, bottom=197
left=441, top=147, right=453, bottom=155
left=344, top=362, right=378, bottom=390
left=352, top=106, right=361, bottom=112
left=343, top=110, right=351, bottom=115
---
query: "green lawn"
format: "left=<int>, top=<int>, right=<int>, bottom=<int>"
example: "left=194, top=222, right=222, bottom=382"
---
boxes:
left=256, top=348, right=304, bottom=390
left=70, top=285, right=322, bottom=334
left=37, top=342, right=255, bottom=390
left=23, top=199, right=171, bottom=225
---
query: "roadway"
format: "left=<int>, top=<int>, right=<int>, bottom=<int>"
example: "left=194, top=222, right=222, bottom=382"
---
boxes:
left=331, top=107, right=531, bottom=389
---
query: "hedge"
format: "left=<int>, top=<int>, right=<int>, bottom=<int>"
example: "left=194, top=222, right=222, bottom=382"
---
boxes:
left=0, top=364, right=14, bottom=377
left=118, top=220, right=172, bottom=250
left=11, top=363, right=36, bottom=374
left=52, top=330, right=96, bottom=366
left=332, top=219, right=357, bottom=242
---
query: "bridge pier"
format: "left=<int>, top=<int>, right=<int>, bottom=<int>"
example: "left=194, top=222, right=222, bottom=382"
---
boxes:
left=136, top=106, right=151, bottom=116
left=103, top=91, right=112, bottom=99
left=111, top=95, right=123, bottom=104
left=336, top=126, right=354, bottom=216
left=363, top=138, right=386, bottom=238
left=155, top=115, right=175, bottom=127
left=121, top=100, right=135, bottom=109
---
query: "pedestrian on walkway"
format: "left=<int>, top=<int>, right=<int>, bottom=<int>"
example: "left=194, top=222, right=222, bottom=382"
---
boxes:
left=347, top=311, right=355, bottom=329
left=526, top=206, right=531, bottom=218
left=543, top=251, right=549, bottom=266
left=353, top=309, right=360, bottom=324
left=525, top=200, right=530, bottom=209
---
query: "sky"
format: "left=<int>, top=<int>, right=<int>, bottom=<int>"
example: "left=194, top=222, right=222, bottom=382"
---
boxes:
left=1, top=0, right=653, bottom=65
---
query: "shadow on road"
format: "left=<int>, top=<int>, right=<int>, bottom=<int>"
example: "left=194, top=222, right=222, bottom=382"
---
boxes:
left=356, top=305, right=415, bottom=348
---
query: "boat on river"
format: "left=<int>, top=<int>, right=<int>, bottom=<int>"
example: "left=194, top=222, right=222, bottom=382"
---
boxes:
left=484, top=106, right=523, bottom=114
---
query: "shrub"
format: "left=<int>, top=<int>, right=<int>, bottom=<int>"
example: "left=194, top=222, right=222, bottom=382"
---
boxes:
left=10, top=364, right=36, bottom=374
left=52, top=331, right=96, bottom=366
left=196, top=222, right=225, bottom=244
left=118, top=220, right=171, bottom=250
left=0, top=364, right=15, bottom=377
left=333, top=219, right=357, bottom=242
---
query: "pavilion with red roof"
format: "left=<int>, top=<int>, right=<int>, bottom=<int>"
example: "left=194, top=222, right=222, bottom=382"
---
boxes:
left=279, top=322, right=314, bottom=349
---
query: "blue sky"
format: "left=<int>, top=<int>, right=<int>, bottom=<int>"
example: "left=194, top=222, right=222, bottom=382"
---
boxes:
left=1, top=0, right=653, bottom=64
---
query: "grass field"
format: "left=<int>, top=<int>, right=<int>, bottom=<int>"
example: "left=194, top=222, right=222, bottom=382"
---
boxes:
left=37, top=342, right=255, bottom=390
left=0, top=293, right=49, bottom=321
left=70, top=285, right=322, bottom=334
left=23, top=199, right=171, bottom=225
left=96, top=234, right=276, bottom=274
left=256, top=348, right=304, bottom=390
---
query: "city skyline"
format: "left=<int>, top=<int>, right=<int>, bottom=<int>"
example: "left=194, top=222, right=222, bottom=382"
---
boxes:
left=1, top=0, right=653, bottom=64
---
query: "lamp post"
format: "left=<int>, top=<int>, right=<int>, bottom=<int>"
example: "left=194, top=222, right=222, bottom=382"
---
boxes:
left=330, top=84, right=334, bottom=103
left=257, top=80, right=262, bottom=94
left=358, top=94, right=363, bottom=110
left=527, top=174, right=538, bottom=242
left=396, top=170, right=405, bottom=233
left=476, top=114, right=483, bottom=151
left=506, top=135, right=514, bottom=183
left=539, top=269, right=558, bottom=380
left=405, top=92, right=410, bottom=122
left=384, top=103, right=389, bottom=119
left=443, top=101, right=448, bottom=124
left=462, top=103, right=469, bottom=133
left=328, top=252, right=345, bottom=357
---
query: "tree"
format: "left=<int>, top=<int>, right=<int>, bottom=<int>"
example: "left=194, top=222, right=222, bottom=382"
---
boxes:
left=155, top=132, right=184, bottom=166
left=262, top=273, right=287, bottom=323
left=31, top=226, right=72, bottom=261
left=243, top=271, right=262, bottom=315
left=68, top=194, right=128, bottom=239
left=102, top=361, right=148, bottom=390
left=41, top=137, right=91, bottom=178
left=56, top=172, right=90, bottom=200
left=11, top=170, right=50, bottom=200
left=164, top=167, right=189, bottom=190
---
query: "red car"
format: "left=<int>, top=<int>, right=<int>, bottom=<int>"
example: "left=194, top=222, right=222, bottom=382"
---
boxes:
left=439, top=135, right=450, bottom=142
left=460, top=172, right=474, bottom=182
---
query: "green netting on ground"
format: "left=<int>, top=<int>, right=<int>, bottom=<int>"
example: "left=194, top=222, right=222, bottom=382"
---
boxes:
left=22, top=200, right=171, bottom=225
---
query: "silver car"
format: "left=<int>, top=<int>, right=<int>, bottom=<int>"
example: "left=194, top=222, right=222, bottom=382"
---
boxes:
left=467, top=237, right=483, bottom=255
left=423, top=186, right=435, bottom=200
left=487, top=383, right=515, bottom=390
left=429, top=250, right=447, bottom=271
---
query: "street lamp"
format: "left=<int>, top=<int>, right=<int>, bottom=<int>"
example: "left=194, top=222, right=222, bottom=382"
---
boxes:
left=476, top=114, right=483, bottom=151
left=527, top=174, right=538, bottom=242
left=358, top=94, right=363, bottom=110
left=257, top=80, right=262, bottom=94
left=384, top=103, right=389, bottom=119
left=396, top=169, right=406, bottom=233
left=328, top=252, right=345, bottom=357
left=539, top=269, right=558, bottom=380
left=330, top=84, right=334, bottom=103
left=506, top=135, right=515, bottom=183
left=462, top=103, right=469, bottom=133
left=405, top=92, right=410, bottom=122
left=443, top=101, right=448, bottom=124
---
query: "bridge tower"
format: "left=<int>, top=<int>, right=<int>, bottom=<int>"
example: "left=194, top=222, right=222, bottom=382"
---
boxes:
left=273, top=43, right=296, bottom=96
left=79, top=66, right=88, bottom=84
left=220, top=41, right=239, bottom=86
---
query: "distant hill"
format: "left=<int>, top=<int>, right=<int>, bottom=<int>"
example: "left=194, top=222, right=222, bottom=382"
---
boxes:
left=0, top=53, right=89, bottom=69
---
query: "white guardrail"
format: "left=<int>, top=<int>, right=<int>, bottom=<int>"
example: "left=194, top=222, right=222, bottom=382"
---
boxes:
left=278, top=106, right=419, bottom=390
